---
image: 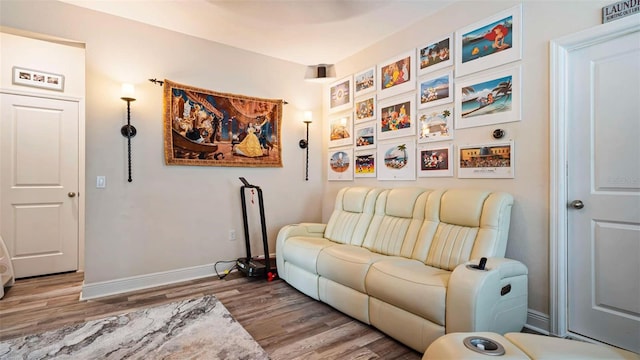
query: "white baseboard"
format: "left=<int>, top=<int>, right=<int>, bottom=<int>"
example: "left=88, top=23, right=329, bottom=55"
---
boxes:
left=525, top=308, right=550, bottom=335
left=80, top=263, right=223, bottom=300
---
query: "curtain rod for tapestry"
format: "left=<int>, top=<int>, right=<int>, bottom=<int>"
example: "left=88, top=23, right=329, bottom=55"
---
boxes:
left=148, top=79, right=288, bottom=104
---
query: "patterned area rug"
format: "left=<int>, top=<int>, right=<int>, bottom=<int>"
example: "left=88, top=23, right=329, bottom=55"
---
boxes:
left=0, top=295, right=269, bottom=359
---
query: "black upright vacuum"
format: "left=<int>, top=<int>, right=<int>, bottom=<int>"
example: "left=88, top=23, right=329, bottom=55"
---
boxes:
left=236, top=177, right=276, bottom=280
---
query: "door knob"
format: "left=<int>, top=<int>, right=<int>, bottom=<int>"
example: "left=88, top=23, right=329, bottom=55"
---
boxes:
left=68, top=192, right=76, bottom=198
left=569, top=200, right=584, bottom=209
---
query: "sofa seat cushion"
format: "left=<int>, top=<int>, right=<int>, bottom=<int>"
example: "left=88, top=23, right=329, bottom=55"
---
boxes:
left=317, top=244, right=388, bottom=293
left=503, top=333, right=640, bottom=360
left=366, top=258, right=450, bottom=325
left=282, top=236, right=337, bottom=274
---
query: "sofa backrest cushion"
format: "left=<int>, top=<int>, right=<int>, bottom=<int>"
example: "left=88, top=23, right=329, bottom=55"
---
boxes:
left=362, top=187, right=429, bottom=257
left=414, top=189, right=514, bottom=271
left=324, top=187, right=382, bottom=245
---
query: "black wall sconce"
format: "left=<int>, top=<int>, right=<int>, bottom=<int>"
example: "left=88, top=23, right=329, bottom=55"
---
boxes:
left=299, top=111, right=312, bottom=181
left=120, top=84, right=136, bottom=182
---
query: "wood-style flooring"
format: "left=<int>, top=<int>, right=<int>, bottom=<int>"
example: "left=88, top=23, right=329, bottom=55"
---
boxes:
left=0, top=272, right=422, bottom=359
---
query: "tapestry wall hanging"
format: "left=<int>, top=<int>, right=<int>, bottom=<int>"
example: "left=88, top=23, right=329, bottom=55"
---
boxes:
left=163, top=79, right=283, bottom=167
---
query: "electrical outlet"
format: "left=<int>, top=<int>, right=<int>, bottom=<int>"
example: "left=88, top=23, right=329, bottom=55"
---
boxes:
left=229, top=229, right=236, bottom=241
left=96, top=176, right=106, bottom=188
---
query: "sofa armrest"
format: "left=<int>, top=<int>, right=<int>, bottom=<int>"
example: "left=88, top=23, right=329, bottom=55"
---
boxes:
left=446, top=257, right=528, bottom=335
left=275, top=223, right=326, bottom=270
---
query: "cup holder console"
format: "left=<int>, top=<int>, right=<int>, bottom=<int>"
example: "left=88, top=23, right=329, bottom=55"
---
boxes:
left=463, top=336, right=506, bottom=356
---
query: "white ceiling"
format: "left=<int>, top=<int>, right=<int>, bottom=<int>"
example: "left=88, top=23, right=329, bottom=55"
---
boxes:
left=59, top=0, right=453, bottom=65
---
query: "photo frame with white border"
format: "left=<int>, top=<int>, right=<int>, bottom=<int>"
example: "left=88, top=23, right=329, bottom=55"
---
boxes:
left=354, top=121, right=376, bottom=151
left=418, top=69, right=453, bottom=110
left=455, top=65, right=521, bottom=129
left=377, top=50, right=416, bottom=99
left=454, top=4, right=522, bottom=77
left=328, top=75, right=353, bottom=113
left=354, top=94, right=376, bottom=123
left=377, top=93, right=416, bottom=141
left=457, top=140, right=514, bottom=178
left=354, top=66, right=376, bottom=97
left=12, top=66, right=65, bottom=92
left=417, top=104, right=454, bottom=143
left=417, top=33, right=453, bottom=76
left=417, top=144, right=454, bottom=178
left=376, top=137, right=416, bottom=181
left=328, top=112, right=353, bottom=148
left=354, top=150, right=376, bottom=178
left=328, top=147, right=354, bottom=181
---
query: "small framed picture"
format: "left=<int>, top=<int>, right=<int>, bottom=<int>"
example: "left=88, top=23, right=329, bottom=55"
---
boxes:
left=328, top=147, right=354, bottom=181
left=354, top=121, right=376, bottom=151
left=377, top=93, right=416, bottom=141
left=354, top=66, right=376, bottom=97
left=458, top=140, right=514, bottom=178
left=12, top=66, right=65, bottom=92
left=417, top=144, right=454, bottom=178
left=329, top=75, right=353, bottom=113
left=354, top=95, right=376, bottom=123
left=455, top=65, right=521, bottom=129
left=417, top=34, right=453, bottom=76
left=418, top=105, right=454, bottom=143
left=354, top=150, right=376, bottom=178
left=376, top=137, right=416, bottom=181
left=377, top=50, right=416, bottom=99
left=418, top=69, right=453, bottom=109
left=454, top=5, right=522, bottom=77
left=328, top=113, right=353, bottom=148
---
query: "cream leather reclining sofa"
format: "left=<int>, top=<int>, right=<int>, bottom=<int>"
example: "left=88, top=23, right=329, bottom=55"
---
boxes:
left=276, top=186, right=528, bottom=353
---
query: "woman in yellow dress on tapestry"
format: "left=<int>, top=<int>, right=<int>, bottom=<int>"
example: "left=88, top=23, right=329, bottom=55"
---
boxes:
left=234, top=118, right=267, bottom=157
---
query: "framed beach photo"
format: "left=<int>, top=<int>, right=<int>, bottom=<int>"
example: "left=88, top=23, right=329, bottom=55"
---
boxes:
left=354, top=95, right=376, bottom=123
left=354, top=66, right=376, bottom=97
left=329, top=75, right=353, bottom=113
left=418, top=69, right=453, bottom=110
left=458, top=140, right=514, bottom=178
left=12, top=66, right=65, bottom=92
left=328, top=113, right=353, bottom=148
left=455, top=5, right=522, bottom=77
left=377, top=50, right=416, bottom=99
left=354, top=121, right=376, bottom=151
left=418, top=105, right=454, bottom=143
left=377, top=138, right=416, bottom=181
left=328, top=147, right=354, bottom=181
left=417, top=34, right=453, bottom=76
left=377, top=93, right=416, bottom=141
left=417, top=144, right=454, bottom=178
left=354, top=150, right=377, bottom=178
left=455, top=65, right=521, bottom=129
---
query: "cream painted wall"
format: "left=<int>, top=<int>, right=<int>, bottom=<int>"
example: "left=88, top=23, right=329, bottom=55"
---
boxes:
left=1, top=1, right=324, bottom=284
left=1, top=0, right=614, bottom=331
left=323, top=1, right=611, bottom=329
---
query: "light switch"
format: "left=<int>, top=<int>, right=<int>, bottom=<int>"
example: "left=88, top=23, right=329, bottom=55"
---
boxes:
left=96, top=176, right=106, bottom=188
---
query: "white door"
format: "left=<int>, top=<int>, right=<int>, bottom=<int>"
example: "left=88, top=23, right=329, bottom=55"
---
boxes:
left=566, top=23, right=640, bottom=352
left=0, top=93, right=79, bottom=278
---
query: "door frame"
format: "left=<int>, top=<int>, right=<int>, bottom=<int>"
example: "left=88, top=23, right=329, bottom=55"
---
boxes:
left=549, top=15, right=639, bottom=339
left=0, top=87, right=85, bottom=274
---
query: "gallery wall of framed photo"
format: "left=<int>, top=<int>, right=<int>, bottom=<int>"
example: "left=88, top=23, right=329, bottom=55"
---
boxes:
left=327, top=4, right=522, bottom=182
